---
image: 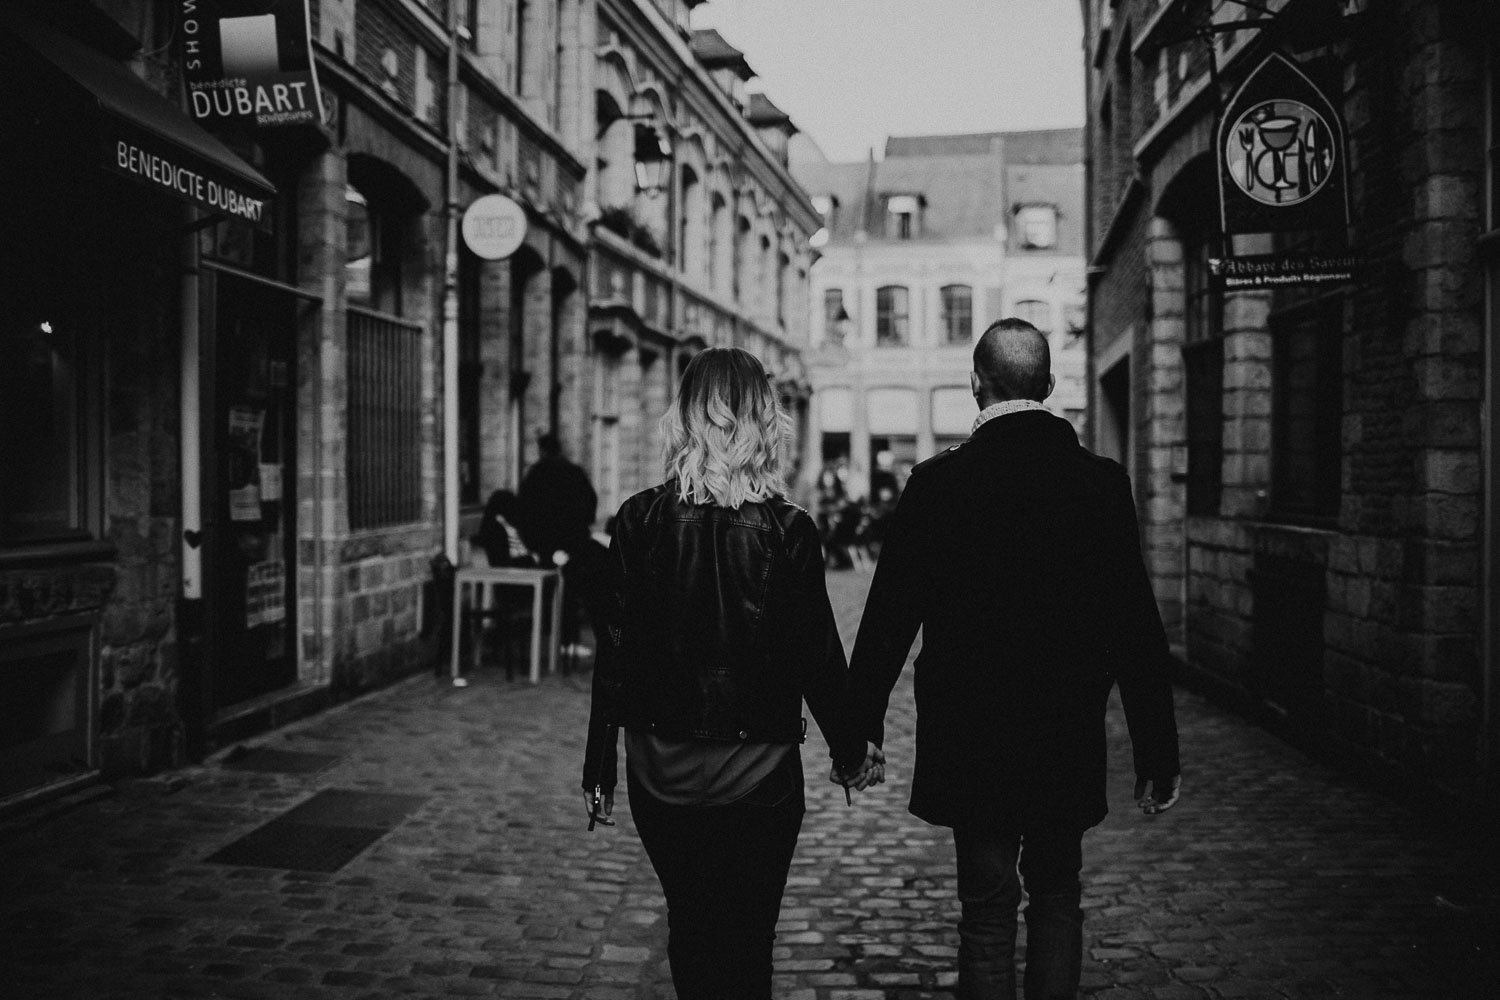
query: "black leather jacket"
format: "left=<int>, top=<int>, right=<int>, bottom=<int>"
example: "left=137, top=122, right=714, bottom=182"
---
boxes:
left=581, top=485, right=864, bottom=792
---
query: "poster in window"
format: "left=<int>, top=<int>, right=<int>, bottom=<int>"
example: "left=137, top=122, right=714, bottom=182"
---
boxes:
left=227, top=406, right=264, bottom=521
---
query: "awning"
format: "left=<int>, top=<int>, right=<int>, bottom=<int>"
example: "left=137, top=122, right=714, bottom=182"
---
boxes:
left=1, top=9, right=275, bottom=226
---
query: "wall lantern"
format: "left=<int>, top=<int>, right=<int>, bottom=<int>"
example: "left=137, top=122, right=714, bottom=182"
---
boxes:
left=632, top=121, right=672, bottom=195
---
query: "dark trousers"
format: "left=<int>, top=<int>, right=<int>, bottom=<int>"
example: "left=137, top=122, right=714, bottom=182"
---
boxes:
left=952, top=823, right=1086, bottom=1000
left=626, top=761, right=804, bottom=1000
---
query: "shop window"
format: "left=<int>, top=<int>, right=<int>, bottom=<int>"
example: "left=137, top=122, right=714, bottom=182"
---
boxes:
left=0, top=313, right=85, bottom=545
left=876, top=285, right=910, bottom=346
left=1015, top=205, right=1058, bottom=249
left=941, top=284, right=973, bottom=344
left=1270, top=297, right=1342, bottom=522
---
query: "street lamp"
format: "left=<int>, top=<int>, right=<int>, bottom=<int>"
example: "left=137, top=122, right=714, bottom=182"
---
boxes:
left=632, top=121, right=672, bottom=195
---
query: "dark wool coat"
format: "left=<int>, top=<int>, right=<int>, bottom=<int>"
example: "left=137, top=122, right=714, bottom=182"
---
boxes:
left=847, top=410, right=1181, bottom=831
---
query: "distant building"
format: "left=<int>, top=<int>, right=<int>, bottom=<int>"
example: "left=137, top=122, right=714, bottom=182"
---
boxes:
left=793, top=129, right=1087, bottom=502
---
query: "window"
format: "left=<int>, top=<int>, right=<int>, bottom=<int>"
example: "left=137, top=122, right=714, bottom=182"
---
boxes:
left=941, top=284, right=973, bottom=344
left=1182, top=227, right=1224, bottom=517
left=515, top=0, right=529, bottom=95
left=823, top=287, right=847, bottom=335
left=1270, top=298, right=1342, bottom=522
left=776, top=252, right=790, bottom=328
left=876, top=285, right=909, bottom=346
left=347, top=309, right=423, bottom=530
left=0, top=314, right=85, bottom=544
left=886, top=195, right=919, bottom=239
left=1015, top=205, right=1058, bottom=249
left=1013, top=298, right=1053, bottom=334
left=345, top=185, right=403, bottom=316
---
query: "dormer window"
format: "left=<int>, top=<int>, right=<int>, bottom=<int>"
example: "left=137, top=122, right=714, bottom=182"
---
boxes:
left=1015, top=204, right=1058, bottom=249
left=885, top=194, right=921, bottom=239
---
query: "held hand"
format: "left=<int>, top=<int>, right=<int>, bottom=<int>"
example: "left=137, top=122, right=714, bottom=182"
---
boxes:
left=1132, top=774, right=1181, bottom=815
left=582, top=787, right=615, bottom=830
left=828, top=743, right=887, bottom=793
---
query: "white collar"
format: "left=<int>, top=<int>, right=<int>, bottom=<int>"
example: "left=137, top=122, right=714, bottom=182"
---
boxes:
left=971, top=399, right=1049, bottom=434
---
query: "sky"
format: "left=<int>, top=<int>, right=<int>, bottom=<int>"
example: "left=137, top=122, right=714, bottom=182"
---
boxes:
left=691, top=0, right=1087, bottom=164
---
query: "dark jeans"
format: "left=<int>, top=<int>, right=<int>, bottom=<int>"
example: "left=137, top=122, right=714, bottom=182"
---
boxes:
left=952, top=823, right=1086, bottom=1000
left=627, top=759, right=804, bottom=1000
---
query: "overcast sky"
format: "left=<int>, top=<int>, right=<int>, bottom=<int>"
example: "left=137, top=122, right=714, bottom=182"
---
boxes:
left=691, top=0, right=1087, bottom=164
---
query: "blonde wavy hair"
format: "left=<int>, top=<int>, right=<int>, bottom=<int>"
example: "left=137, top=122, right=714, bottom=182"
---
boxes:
left=661, top=347, right=790, bottom=508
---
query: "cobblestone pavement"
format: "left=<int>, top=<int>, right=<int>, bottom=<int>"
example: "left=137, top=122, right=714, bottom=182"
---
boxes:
left=2, top=569, right=1496, bottom=1000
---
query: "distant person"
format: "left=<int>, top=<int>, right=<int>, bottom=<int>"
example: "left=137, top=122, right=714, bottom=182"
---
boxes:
left=581, top=347, right=882, bottom=999
left=518, top=433, right=608, bottom=651
left=844, top=318, right=1182, bottom=999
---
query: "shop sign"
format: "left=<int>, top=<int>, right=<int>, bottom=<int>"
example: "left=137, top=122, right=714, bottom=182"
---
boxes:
left=104, top=119, right=268, bottom=225
left=1217, top=51, right=1349, bottom=237
left=1208, top=252, right=1360, bottom=290
left=179, top=0, right=322, bottom=129
left=462, top=195, right=529, bottom=260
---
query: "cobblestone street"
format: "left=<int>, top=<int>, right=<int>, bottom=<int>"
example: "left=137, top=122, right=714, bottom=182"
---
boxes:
left=2, top=569, right=1495, bottom=1000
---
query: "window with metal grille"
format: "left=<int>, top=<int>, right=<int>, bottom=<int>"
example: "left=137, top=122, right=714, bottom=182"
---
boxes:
left=347, top=307, right=423, bottom=530
left=876, top=285, right=909, bottom=346
left=941, top=284, right=973, bottom=344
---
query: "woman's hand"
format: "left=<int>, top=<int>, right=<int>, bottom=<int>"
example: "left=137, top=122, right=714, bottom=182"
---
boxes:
left=829, top=742, right=887, bottom=792
left=583, top=787, right=615, bottom=829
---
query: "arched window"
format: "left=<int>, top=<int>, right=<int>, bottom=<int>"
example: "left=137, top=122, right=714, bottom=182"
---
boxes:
left=940, top=284, right=973, bottom=344
left=708, top=192, right=727, bottom=294
left=679, top=166, right=701, bottom=278
left=344, top=184, right=404, bottom=316
left=776, top=251, right=790, bottom=328
left=876, top=286, right=909, bottom=346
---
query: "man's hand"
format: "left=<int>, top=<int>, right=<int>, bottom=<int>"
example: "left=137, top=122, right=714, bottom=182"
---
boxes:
left=582, top=787, right=615, bottom=828
left=829, top=742, right=887, bottom=792
left=1133, top=774, right=1181, bottom=815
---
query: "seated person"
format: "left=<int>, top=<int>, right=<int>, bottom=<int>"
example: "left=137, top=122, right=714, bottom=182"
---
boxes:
left=472, top=489, right=536, bottom=567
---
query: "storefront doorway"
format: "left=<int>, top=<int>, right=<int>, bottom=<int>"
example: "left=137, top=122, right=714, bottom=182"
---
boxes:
left=208, top=272, right=299, bottom=709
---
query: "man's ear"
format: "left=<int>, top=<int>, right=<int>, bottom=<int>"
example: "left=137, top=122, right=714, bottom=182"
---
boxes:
left=1043, top=373, right=1056, bottom=401
left=970, top=371, right=981, bottom=400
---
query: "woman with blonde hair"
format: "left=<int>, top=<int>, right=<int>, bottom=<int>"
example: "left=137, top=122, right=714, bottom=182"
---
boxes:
left=582, top=346, right=881, bottom=998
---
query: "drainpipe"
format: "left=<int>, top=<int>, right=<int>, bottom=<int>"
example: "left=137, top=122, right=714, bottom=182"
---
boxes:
left=178, top=206, right=207, bottom=759
left=441, top=2, right=462, bottom=563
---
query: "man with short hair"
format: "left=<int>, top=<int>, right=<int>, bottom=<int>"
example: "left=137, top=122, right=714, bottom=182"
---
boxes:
left=842, top=317, right=1182, bottom=999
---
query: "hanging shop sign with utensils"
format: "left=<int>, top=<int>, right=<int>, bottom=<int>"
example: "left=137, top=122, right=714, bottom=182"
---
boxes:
left=1213, top=52, right=1355, bottom=287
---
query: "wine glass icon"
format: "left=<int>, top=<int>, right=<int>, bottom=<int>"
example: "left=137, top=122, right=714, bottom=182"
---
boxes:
left=1255, top=116, right=1301, bottom=193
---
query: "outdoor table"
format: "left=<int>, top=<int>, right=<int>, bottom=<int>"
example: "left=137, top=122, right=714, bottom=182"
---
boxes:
left=450, top=565, right=564, bottom=684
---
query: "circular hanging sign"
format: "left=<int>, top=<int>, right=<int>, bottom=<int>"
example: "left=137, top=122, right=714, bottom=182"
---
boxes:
left=461, top=194, right=528, bottom=260
left=1223, top=99, right=1336, bottom=208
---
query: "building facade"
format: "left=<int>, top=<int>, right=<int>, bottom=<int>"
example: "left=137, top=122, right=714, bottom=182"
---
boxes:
left=583, top=8, right=818, bottom=519
left=1081, top=0, right=1497, bottom=813
left=0, top=0, right=817, bottom=807
left=793, top=130, right=1088, bottom=503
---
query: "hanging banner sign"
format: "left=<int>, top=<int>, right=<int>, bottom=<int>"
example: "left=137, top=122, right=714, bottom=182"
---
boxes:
left=1209, top=252, right=1361, bottom=290
left=179, top=0, right=323, bottom=129
left=1217, top=51, right=1349, bottom=237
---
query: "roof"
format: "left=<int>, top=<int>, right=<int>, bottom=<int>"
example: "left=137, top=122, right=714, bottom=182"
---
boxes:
left=747, top=92, right=794, bottom=132
left=689, top=28, right=753, bottom=80
left=884, top=128, right=1084, bottom=164
left=790, top=128, right=1085, bottom=245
